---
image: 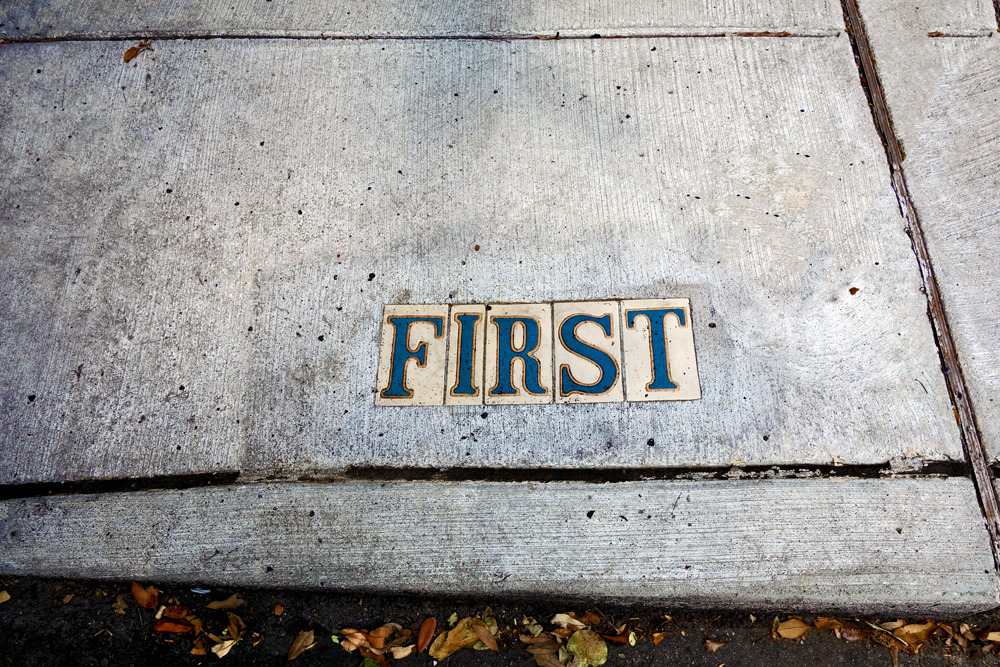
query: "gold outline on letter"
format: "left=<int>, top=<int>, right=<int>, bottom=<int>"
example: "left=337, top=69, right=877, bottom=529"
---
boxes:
left=625, top=307, right=686, bottom=393
left=557, top=311, right=620, bottom=397
left=449, top=311, right=482, bottom=398
left=489, top=315, right=548, bottom=397
left=378, top=315, right=444, bottom=400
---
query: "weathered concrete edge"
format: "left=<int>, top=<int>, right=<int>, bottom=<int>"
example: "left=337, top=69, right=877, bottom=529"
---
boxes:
left=841, top=0, right=1000, bottom=567
left=0, top=27, right=843, bottom=42
left=1, top=478, right=997, bottom=615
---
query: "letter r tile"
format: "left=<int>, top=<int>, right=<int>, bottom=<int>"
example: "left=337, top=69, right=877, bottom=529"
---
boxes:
left=620, top=298, right=701, bottom=402
left=445, top=304, right=486, bottom=406
left=553, top=301, right=624, bottom=404
left=484, top=303, right=553, bottom=405
left=375, top=304, right=449, bottom=406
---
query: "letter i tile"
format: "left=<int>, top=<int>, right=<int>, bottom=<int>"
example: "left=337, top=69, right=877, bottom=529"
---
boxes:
left=553, top=301, right=624, bottom=404
left=445, top=304, right=486, bottom=406
left=484, top=303, right=553, bottom=405
left=375, top=304, right=449, bottom=406
left=620, top=298, right=701, bottom=402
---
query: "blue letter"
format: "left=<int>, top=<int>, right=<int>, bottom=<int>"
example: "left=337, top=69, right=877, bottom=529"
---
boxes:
left=379, top=316, right=444, bottom=399
left=558, top=314, right=618, bottom=396
left=490, top=316, right=547, bottom=396
left=450, top=312, right=481, bottom=397
left=625, top=308, right=686, bottom=391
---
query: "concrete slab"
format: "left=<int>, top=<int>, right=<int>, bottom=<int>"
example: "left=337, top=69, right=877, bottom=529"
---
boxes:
left=856, top=1, right=1000, bottom=460
left=0, top=36, right=961, bottom=485
left=0, top=0, right=842, bottom=40
left=1, top=477, right=997, bottom=614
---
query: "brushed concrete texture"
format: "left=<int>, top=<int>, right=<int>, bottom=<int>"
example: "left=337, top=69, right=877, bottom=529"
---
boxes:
left=1, top=478, right=996, bottom=614
left=0, top=0, right=842, bottom=40
left=0, top=37, right=960, bottom=485
left=857, top=1, right=1000, bottom=459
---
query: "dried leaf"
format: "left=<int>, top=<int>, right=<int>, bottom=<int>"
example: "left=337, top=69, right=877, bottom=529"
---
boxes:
left=190, top=638, right=208, bottom=656
left=207, top=594, right=244, bottom=610
left=154, top=620, right=194, bottom=633
left=894, top=622, right=937, bottom=645
left=130, top=581, right=159, bottom=609
left=369, top=626, right=393, bottom=650
left=474, top=621, right=499, bottom=652
left=777, top=618, right=811, bottom=640
left=566, top=629, right=607, bottom=667
left=288, top=630, right=316, bottom=660
left=447, top=612, right=458, bottom=626
left=814, top=617, right=843, bottom=630
left=390, top=645, right=416, bottom=659
left=63, top=594, right=74, bottom=604
left=552, top=613, right=588, bottom=631
left=163, top=605, right=190, bottom=619
left=212, top=639, right=237, bottom=658
left=840, top=622, right=870, bottom=642
left=122, top=41, right=153, bottom=64
left=274, top=605, right=284, bottom=616
left=652, top=632, right=666, bottom=646
left=417, top=617, right=437, bottom=653
left=880, top=620, right=906, bottom=631
left=429, top=617, right=482, bottom=660
left=704, top=639, right=725, bottom=653
left=602, top=632, right=630, bottom=644
left=227, top=613, right=246, bottom=642
left=112, top=595, right=127, bottom=615
left=0, top=591, right=9, bottom=604
left=986, top=631, right=1000, bottom=642
left=580, top=611, right=602, bottom=627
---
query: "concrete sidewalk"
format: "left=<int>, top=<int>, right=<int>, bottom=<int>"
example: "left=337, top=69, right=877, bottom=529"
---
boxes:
left=1, top=0, right=998, bottom=614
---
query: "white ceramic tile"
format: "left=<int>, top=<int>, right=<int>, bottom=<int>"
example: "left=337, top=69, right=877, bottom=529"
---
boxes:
left=552, top=301, right=624, bottom=404
left=374, top=304, right=449, bottom=406
left=620, top=298, right=701, bottom=402
left=445, top=304, right=487, bottom=406
left=484, top=303, right=553, bottom=405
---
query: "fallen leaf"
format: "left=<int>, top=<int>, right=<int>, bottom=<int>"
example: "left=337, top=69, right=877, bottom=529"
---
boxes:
left=207, top=594, right=244, bottom=610
left=190, top=638, right=208, bottom=655
left=369, top=625, right=393, bottom=650
left=894, top=622, right=937, bottom=645
left=602, top=632, right=630, bottom=644
left=986, top=631, right=1000, bottom=642
left=131, top=581, right=159, bottom=609
left=840, top=622, right=870, bottom=642
left=552, top=613, right=588, bottom=631
left=777, top=618, right=811, bottom=640
left=112, top=595, right=127, bottom=615
left=429, top=617, right=482, bottom=660
left=580, top=611, right=602, bottom=627
left=448, top=612, right=458, bottom=626
left=474, top=621, right=499, bottom=652
left=417, top=617, right=437, bottom=653
left=704, top=639, right=725, bottom=652
left=814, top=617, right=843, bottom=630
left=122, top=41, right=153, bottom=64
left=566, top=629, right=608, bottom=667
left=163, top=605, right=190, bottom=619
left=274, top=605, right=284, bottom=616
left=63, top=594, right=74, bottom=604
left=880, top=620, right=906, bottom=631
left=0, top=591, right=9, bottom=604
left=212, top=639, right=237, bottom=658
left=652, top=632, right=666, bottom=646
left=288, top=630, right=316, bottom=660
left=390, top=645, right=416, bottom=659
left=154, top=620, right=194, bottom=633
left=227, top=613, right=246, bottom=642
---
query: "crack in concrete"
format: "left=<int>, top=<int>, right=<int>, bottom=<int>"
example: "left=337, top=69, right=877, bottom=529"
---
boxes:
left=841, top=0, right=1000, bottom=569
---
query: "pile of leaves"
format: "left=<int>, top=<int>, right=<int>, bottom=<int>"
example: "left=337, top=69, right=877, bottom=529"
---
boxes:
left=130, top=582, right=257, bottom=658
left=771, top=614, right=1000, bottom=653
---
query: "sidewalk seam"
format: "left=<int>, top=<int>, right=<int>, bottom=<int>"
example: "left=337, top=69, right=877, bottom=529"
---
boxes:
left=841, top=0, right=1000, bottom=569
